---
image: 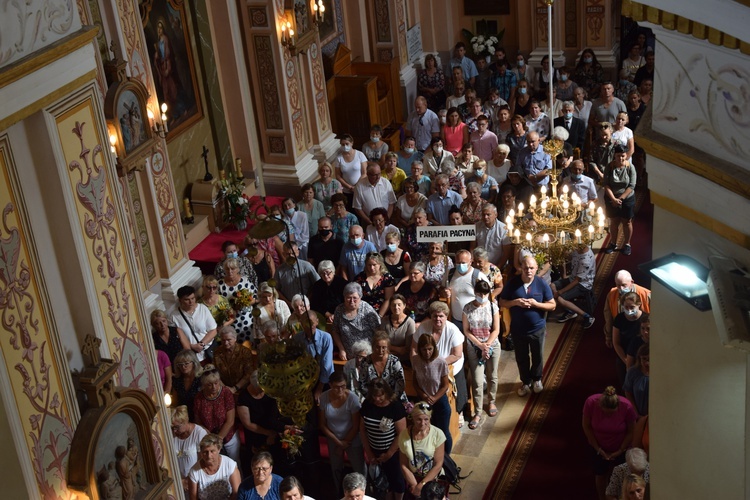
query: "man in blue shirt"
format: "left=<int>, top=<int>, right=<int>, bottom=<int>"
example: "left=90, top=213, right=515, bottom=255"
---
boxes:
left=406, top=97, right=440, bottom=152
left=450, top=42, right=478, bottom=88
left=499, top=254, right=556, bottom=397
left=294, top=310, right=334, bottom=404
left=516, top=131, right=552, bottom=188
left=426, top=173, right=463, bottom=225
left=338, top=225, right=377, bottom=280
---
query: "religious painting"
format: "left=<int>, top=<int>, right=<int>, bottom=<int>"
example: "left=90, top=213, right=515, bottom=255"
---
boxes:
left=464, top=0, right=511, bottom=16
left=117, top=89, right=149, bottom=154
left=318, top=0, right=338, bottom=44
left=142, top=0, right=203, bottom=139
left=94, top=413, right=148, bottom=499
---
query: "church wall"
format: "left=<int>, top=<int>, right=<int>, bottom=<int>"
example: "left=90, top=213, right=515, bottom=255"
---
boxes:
left=0, top=395, right=28, bottom=499
left=649, top=207, right=748, bottom=499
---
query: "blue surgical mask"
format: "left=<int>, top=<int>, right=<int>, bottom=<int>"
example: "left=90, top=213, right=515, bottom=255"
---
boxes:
left=560, top=74, right=568, bottom=82
left=457, top=262, right=469, bottom=274
left=474, top=169, right=484, bottom=177
left=387, top=243, right=398, bottom=253
left=404, top=147, right=415, bottom=154
left=371, top=136, right=380, bottom=143
left=352, top=237, right=363, bottom=246
left=518, top=87, right=527, bottom=95
left=342, top=144, right=352, bottom=153
left=565, top=112, right=573, bottom=119
left=619, top=287, right=631, bottom=295
left=626, top=308, right=639, bottom=317
left=475, top=295, right=488, bottom=304
left=571, top=173, right=582, bottom=181
left=584, top=56, right=593, bottom=64
left=285, top=208, right=295, bottom=217
left=227, top=251, right=238, bottom=259
left=517, top=60, right=525, bottom=68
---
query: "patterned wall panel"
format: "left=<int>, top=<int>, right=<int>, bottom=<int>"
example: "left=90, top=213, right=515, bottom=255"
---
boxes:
left=254, top=35, right=284, bottom=130
left=375, top=0, right=392, bottom=43
left=0, top=136, right=75, bottom=498
left=396, top=0, right=407, bottom=68
left=310, top=43, right=330, bottom=133
left=148, top=148, right=184, bottom=268
left=585, top=0, right=606, bottom=47
left=116, top=0, right=153, bottom=90
left=127, top=171, right=157, bottom=283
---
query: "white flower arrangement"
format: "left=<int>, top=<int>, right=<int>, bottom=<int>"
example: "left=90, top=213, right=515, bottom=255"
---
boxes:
left=470, top=35, right=499, bottom=57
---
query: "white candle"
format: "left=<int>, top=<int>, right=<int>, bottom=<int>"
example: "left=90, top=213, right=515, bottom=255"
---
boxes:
left=514, top=228, right=520, bottom=244
left=598, top=219, right=605, bottom=234
left=575, top=228, right=581, bottom=244
left=526, top=232, right=532, bottom=244
left=560, top=231, right=566, bottom=245
left=529, top=195, right=537, bottom=209
left=518, top=202, right=525, bottom=214
left=588, top=201, right=595, bottom=216
left=588, top=224, right=595, bottom=239
left=542, top=233, right=549, bottom=248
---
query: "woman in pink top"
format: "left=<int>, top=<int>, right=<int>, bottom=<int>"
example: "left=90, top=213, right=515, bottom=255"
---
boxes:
left=582, top=385, right=637, bottom=500
left=441, top=107, right=468, bottom=156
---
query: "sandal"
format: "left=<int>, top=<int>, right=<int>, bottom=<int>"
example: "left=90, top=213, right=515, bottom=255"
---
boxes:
left=468, top=416, right=481, bottom=430
left=488, top=404, right=498, bottom=417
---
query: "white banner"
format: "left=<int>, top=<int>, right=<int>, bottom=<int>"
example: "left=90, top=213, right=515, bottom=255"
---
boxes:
left=416, top=225, right=477, bottom=243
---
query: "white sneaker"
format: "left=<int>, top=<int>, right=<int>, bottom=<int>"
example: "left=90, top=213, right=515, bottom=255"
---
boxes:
left=517, top=384, right=531, bottom=397
left=532, top=380, right=544, bottom=393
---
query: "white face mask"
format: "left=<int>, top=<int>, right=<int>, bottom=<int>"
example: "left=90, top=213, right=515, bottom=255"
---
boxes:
left=433, top=146, right=443, bottom=155
left=475, top=295, right=488, bottom=304
left=342, top=144, right=352, bottom=153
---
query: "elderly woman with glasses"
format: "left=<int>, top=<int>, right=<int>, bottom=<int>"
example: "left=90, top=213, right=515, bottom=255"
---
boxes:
left=237, top=451, right=282, bottom=500
left=310, top=260, right=347, bottom=325
left=366, top=207, right=400, bottom=252
left=172, top=349, right=203, bottom=421
left=193, top=364, right=241, bottom=466
left=332, top=282, right=382, bottom=361
left=171, top=405, right=208, bottom=493
left=397, top=400, right=447, bottom=499
left=252, top=281, right=291, bottom=343
left=319, top=371, right=366, bottom=496
left=188, top=433, right=241, bottom=500
left=213, top=325, right=254, bottom=395
left=218, top=258, right=258, bottom=343
left=355, top=252, right=397, bottom=317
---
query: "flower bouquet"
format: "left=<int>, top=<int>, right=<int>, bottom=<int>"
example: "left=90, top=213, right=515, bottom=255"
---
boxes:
left=219, top=178, right=250, bottom=229
left=280, top=427, right=304, bottom=458
left=214, top=301, right=234, bottom=325
left=231, top=288, right=254, bottom=312
left=462, top=23, right=505, bottom=59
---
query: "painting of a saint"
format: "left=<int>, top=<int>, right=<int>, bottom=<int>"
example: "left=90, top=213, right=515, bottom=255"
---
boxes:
left=117, top=90, right=148, bottom=153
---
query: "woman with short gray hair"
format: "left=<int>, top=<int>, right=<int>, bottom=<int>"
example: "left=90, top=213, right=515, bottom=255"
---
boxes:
left=394, top=260, right=437, bottom=325
left=332, top=282, right=381, bottom=360
left=310, top=259, right=347, bottom=324
left=605, top=447, right=650, bottom=498
left=342, top=472, right=369, bottom=499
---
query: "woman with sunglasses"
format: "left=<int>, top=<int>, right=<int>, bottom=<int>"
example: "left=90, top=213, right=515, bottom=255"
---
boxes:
left=200, top=275, right=234, bottom=329
left=397, top=400, right=447, bottom=499
left=172, top=349, right=203, bottom=422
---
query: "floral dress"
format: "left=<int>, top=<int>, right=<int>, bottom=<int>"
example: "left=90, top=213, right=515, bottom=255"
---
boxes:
left=357, top=354, right=408, bottom=404
left=460, top=199, right=484, bottom=225
left=395, top=281, right=437, bottom=322
left=418, top=68, right=446, bottom=112
left=218, top=277, right=257, bottom=343
left=422, top=256, right=454, bottom=288
left=355, top=272, right=397, bottom=314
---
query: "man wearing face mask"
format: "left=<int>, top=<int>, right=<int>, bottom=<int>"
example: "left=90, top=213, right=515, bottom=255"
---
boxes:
left=603, top=270, right=651, bottom=348
left=554, top=101, right=586, bottom=151
left=273, top=241, right=320, bottom=302
left=561, top=160, right=598, bottom=206
left=472, top=204, right=514, bottom=271
left=445, top=249, right=490, bottom=331
left=307, top=217, right=344, bottom=268
left=214, top=240, right=258, bottom=287
left=338, top=225, right=377, bottom=281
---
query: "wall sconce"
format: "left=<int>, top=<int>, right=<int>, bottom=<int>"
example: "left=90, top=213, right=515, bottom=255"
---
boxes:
left=312, top=0, right=325, bottom=26
left=280, top=18, right=297, bottom=55
left=639, top=253, right=711, bottom=311
left=148, top=102, right=168, bottom=138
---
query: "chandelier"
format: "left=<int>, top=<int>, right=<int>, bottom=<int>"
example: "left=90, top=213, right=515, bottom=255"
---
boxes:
left=504, top=139, right=607, bottom=266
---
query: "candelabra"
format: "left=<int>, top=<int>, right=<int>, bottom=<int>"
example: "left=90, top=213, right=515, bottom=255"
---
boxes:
left=280, top=19, right=297, bottom=55
left=312, top=0, right=325, bottom=26
left=506, top=139, right=607, bottom=265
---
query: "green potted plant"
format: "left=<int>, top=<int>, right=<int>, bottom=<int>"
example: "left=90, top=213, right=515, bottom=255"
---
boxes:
left=219, top=178, right=250, bottom=230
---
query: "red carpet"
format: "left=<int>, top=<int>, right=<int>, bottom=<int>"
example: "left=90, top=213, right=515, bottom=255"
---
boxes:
left=486, top=193, right=653, bottom=499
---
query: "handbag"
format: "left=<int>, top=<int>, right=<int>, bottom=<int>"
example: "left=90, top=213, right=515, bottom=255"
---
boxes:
left=367, top=463, right=389, bottom=498
left=179, top=309, right=215, bottom=362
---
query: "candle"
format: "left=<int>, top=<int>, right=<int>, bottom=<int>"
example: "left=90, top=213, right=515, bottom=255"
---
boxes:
left=588, top=224, right=595, bottom=239
left=517, top=202, right=524, bottom=214
left=183, top=197, right=193, bottom=218
left=596, top=206, right=604, bottom=217
left=560, top=231, right=566, bottom=245
left=509, top=209, right=515, bottom=219
left=563, top=200, right=569, bottom=214
left=525, top=232, right=532, bottom=244
left=542, top=233, right=549, bottom=248
left=588, top=201, right=595, bottom=216
left=505, top=216, right=513, bottom=226
left=540, top=185, right=547, bottom=201
left=575, top=228, right=581, bottom=244
left=529, top=195, right=537, bottom=209
left=541, top=200, right=548, bottom=213
left=562, top=184, right=569, bottom=196
left=514, top=228, right=520, bottom=244
left=235, top=157, right=244, bottom=179
left=598, top=219, right=605, bottom=234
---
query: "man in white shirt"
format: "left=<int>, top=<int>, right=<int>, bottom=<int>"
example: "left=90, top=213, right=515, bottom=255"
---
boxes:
left=561, top=159, right=598, bottom=205
left=171, top=286, right=217, bottom=363
left=352, top=163, right=397, bottom=226
left=473, top=204, right=514, bottom=269
left=446, top=249, right=490, bottom=330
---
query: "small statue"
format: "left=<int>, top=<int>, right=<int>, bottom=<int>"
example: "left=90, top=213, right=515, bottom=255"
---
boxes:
left=202, top=145, right=213, bottom=181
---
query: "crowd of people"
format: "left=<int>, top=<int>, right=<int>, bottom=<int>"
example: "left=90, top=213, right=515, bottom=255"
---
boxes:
left=150, top=34, right=656, bottom=500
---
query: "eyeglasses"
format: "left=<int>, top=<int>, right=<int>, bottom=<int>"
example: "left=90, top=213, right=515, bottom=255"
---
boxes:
left=205, top=286, right=218, bottom=290
left=599, top=124, right=610, bottom=129
left=252, top=466, right=271, bottom=474
left=416, top=402, right=431, bottom=411
left=177, top=361, right=193, bottom=367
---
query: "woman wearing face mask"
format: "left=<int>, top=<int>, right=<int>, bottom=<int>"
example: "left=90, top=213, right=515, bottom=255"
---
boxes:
left=281, top=197, right=309, bottom=260
left=380, top=232, right=411, bottom=283
left=573, top=48, right=605, bottom=99
left=555, top=66, right=579, bottom=102
left=511, top=80, right=532, bottom=117
left=612, top=292, right=644, bottom=387
left=335, top=133, right=368, bottom=208
left=440, top=107, right=468, bottom=157
left=362, top=124, right=389, bottom=165
left=423, top=137, right=455, bottom=178
left=512, top=53, right=536, bottom=95
left=536, top=55, right=560, bottom=100
left=396, top=137, right=422, bottom=176
left=462, top=280, right=501, bottom=429
left=467, top=159, right=499, bottom=203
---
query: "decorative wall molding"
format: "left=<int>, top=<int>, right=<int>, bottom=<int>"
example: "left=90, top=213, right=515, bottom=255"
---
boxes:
left=622, top=0, right=750, bottom=54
